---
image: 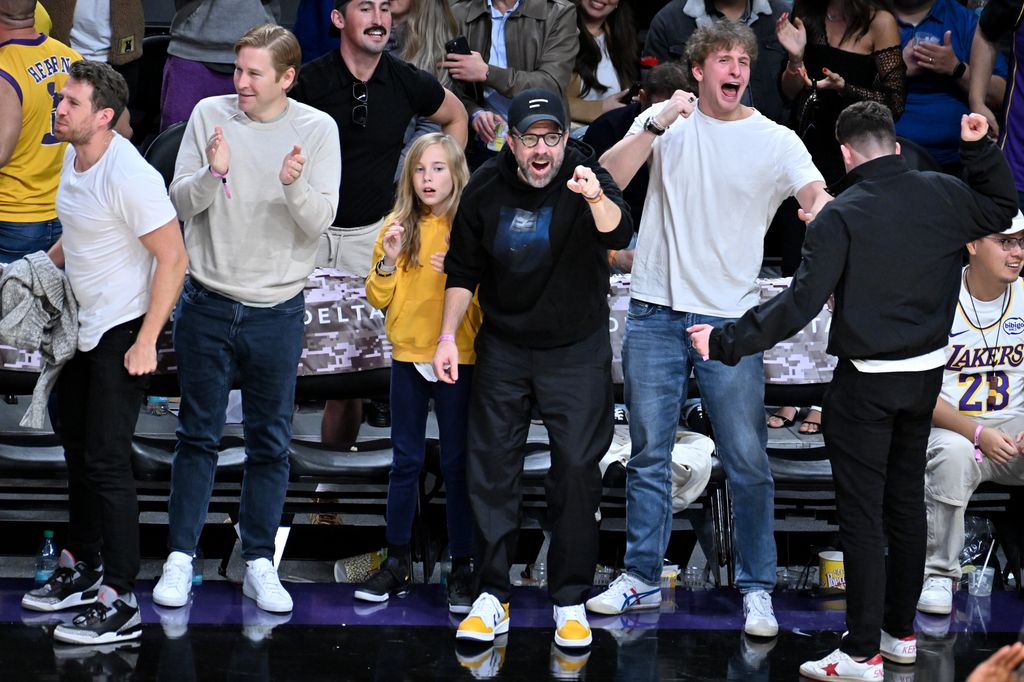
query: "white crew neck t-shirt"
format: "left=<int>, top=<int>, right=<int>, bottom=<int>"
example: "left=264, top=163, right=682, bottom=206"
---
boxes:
left=628, top=102, right=823, bottom=318
left=57, top=134, right=177, bottom=351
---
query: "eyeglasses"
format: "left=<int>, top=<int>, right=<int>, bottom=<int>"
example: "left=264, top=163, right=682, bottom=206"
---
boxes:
left=988, top=236, right=1024, bottom=252
left=352, top=81, right=368, bottom=127
left=512, top=132, right=564, bottom=148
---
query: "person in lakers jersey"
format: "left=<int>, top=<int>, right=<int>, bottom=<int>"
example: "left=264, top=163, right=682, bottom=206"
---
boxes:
left=917, top=211, right=1024, bottom=618
left=0, top=0, right=81, bottom=262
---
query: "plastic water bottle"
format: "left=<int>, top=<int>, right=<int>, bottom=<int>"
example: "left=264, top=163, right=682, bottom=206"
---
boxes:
left=146, top=396, right=169, bottom=416
left=534, top=560, right=547, bottom=587
left=34, top=530, right=58, bottom=584
left=192, top=549, right=204, bottom=585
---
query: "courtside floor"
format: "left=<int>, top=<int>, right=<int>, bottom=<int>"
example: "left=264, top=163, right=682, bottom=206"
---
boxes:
left=1, top=578, right=1021, bottom=680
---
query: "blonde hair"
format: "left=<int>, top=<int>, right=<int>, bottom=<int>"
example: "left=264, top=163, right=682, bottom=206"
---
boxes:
left=235, top=23, right=302, bottom=87
left=392, top=133, right=469, bottom=269
left=399, top=0, right=458, bottom=88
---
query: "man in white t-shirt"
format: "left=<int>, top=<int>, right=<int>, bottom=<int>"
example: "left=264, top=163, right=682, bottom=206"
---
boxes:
left=588, top=22, right=829, bottom=638
left=19, top=60, right=186, bottom=646
left=917, top=212, right=1024, bottom=617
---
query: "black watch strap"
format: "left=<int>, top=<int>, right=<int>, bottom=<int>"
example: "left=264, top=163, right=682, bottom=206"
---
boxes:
left=952, top=61, right=967, bottom=80
left=644, top=118, right=667, bottom=136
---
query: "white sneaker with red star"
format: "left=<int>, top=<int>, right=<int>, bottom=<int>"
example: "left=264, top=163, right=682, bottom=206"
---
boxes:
left=799, top=648, right=883, bottom=681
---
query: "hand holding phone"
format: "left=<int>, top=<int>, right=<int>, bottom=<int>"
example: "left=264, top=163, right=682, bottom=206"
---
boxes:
left=445, top=36, right=471, bottom=56
left=619, top=81, right=641, bottom=104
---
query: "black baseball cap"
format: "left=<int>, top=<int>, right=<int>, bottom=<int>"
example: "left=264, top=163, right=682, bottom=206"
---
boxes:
left=507, top=88, right=566, bottom=134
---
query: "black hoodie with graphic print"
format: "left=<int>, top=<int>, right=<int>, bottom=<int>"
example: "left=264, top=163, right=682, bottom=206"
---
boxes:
left=445, top=139, right=633, bottom=348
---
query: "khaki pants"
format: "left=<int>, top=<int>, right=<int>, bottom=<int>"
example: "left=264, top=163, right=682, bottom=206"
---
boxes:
left=316, top=217, right=384, bottom=277
left=924, top=414, right=1024, bottom=578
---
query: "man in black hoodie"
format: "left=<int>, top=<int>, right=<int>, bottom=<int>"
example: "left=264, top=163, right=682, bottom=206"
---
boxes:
left=690, top=101, right=1017, bottom=680
left=432, top=88, right=632, bottom=651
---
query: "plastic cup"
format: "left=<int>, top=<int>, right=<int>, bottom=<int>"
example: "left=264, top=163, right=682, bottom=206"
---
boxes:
left=968, top=566, right=994, bottom=597
left=913, top=31, right=940, bottom=47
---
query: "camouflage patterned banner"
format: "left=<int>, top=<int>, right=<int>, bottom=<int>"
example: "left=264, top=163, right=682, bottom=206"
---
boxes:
left=2, top=272, right=834, bottom=384
left=609, top=275, right=835, bottom=385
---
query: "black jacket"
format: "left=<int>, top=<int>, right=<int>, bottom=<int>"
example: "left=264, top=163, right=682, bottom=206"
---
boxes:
left=710, top=138, right=1019, bottom=364
left=445, top=139, right=633, bottom=348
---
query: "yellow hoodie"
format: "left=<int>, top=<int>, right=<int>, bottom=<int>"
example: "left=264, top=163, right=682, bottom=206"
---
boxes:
left=365, top=211, right=482, bottom=364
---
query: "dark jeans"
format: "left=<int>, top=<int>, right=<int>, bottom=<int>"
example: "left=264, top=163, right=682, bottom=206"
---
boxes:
left=0, top=218, right=61, bottom=264
left=58, top=317, right=148, bottom=594
left=169, top=278, right=304, bottom=561
left=468, top=326, right=613, bottom=606
left=387, top=360, right=474, bottom=558
left=823, top=361, right=943, bottom=658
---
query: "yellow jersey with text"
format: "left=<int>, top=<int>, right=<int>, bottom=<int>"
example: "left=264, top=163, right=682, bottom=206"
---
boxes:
left=941, top=270, right=1024, bottom=420
left=0, top=35, right=81, bottom=221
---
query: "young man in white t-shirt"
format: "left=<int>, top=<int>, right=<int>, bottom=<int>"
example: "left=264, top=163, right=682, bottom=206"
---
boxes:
left=917, top=213, right=1024, bottom=617
left=20, top=60, right=186, bottom=645
left=588, top=22, right=829, bottom=638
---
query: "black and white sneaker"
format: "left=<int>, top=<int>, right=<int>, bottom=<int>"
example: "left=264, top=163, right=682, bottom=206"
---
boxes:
left=53, top=640, right=140, bottom=676
left=353, top=557, right=411, bottom=603
left=448, top=563, right=475, bottom=614
left=53, top=586, right=142, bottom=645
left=22, top=549, right=102, bottom=612
left=613, top=407, right=628, bottom=425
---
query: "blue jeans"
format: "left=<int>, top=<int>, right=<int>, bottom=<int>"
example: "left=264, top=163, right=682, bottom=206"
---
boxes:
left=0, top=218, right=61, bottom=263
left=387, top=360, right=474, bottom=558
left=168, top=278, right=304, bottom=561
left=622, top=300, right=776, bottom=592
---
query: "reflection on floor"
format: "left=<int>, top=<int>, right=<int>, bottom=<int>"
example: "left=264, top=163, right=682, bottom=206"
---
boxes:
left=1, top=578, right=1021, bottom=681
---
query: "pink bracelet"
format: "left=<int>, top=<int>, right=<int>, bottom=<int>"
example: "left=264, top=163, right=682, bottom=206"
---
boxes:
left=209, top=165, right=232, bottom=199
left=973, top=424, right=984, bottom=463
left=438, top=334, right=456, bottom=343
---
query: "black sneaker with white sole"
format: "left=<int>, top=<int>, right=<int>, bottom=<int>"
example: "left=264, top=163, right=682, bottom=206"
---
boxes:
left=448, top=563, right=474, bottom=614
left=22, top=549, right=102, bottom=612
left=53, top=586, right=142, bottom=645
left=353, top=558, right=411, bottom=603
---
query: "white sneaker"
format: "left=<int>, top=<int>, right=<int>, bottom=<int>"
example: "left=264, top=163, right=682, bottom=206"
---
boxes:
left=742, top=590, right=778, bottom=637
left=584, top=573, right=661, bottom=615
left=553, top=604, right=592, bottom=648
left=916, top=575, right=953, bottom=615
left=799, top=649, right=884, bottom=681
left=880, top=630, right=916, bottom=664
left=456, top=592, right=509, bottom=643
left=152, top=552, right=193, bottom=608
left=243, top=558, right=293, bottom=613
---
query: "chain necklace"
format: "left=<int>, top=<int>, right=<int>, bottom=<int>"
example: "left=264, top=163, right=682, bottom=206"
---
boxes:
left=963, top=266, right=1010, bottom=356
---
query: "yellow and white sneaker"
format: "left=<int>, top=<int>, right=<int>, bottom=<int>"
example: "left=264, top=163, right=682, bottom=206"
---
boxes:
left=553, top=604, right=592, bottom=648
left=456, top=634, right=508, bottom=679
left=456, top=592, right=509, bottom=643
left=550, top=642, right=590, bottom=679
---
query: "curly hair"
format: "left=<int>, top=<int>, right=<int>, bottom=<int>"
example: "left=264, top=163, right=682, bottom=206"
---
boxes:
left=685, top=21, right=759, bottom=70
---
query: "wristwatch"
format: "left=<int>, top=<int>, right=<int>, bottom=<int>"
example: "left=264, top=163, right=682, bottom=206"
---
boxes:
left=952, top=61, right=967, bottom=80
left=376, top=257, right=396, bottom=275
left=644, top=118, right=667, bottom=136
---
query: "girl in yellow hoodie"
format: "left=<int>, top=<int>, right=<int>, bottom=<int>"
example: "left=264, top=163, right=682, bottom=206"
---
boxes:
left=356, top=133, right=481, bottom=612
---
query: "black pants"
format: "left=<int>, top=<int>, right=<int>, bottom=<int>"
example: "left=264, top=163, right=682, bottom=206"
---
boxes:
left=468, top=326, right=613, bottom=606
left=58, top=317, right=148, bottom=594
left=823, top=361, right=943, bottom=658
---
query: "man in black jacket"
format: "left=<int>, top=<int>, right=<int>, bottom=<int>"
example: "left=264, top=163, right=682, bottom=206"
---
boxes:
left=690, top=101, right=1017, bottom=680
left=432, top=88, right=632, bottom=651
